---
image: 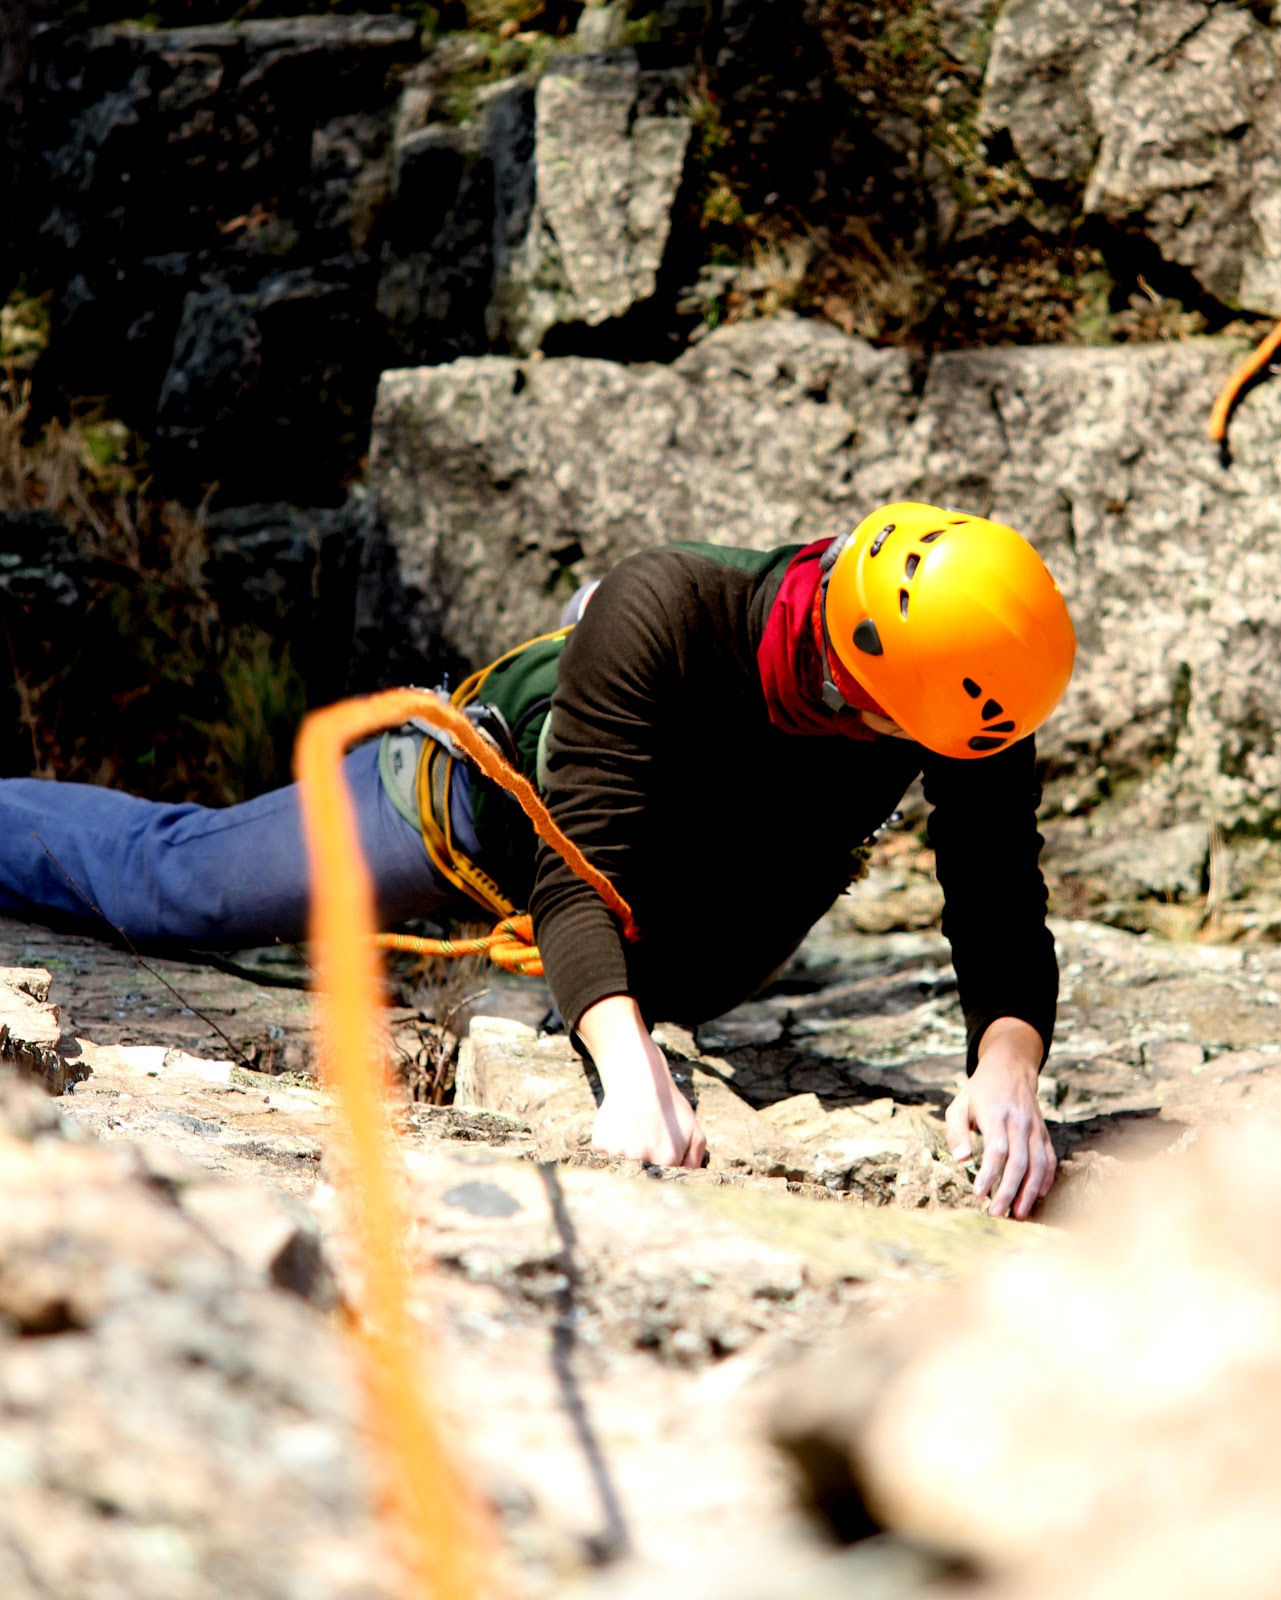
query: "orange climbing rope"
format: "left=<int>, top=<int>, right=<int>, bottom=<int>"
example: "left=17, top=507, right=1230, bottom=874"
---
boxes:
left=1208, top=316, right=1281, bottom=459
left=295, top=684, right=637, bottom=1594
left=295, top=692, right=499, bottom=1600
left=379, top=916, right=545, bottom=975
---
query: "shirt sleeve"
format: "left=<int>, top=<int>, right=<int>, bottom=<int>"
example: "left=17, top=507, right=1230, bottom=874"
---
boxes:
left=528, top=558, right=679, bottom=1031
left=922, top=736, right=1058, bottom=1074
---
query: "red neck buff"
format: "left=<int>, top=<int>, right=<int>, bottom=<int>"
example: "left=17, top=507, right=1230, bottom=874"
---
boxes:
left=755, top=539, right=888, bottom=739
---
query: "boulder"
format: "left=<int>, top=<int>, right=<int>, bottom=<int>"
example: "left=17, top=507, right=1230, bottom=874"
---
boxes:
left=981, top=0, right=1281, bottom=311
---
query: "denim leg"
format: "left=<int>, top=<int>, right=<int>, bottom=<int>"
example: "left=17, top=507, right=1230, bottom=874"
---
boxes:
left=0, top=740, right=469, bottom=949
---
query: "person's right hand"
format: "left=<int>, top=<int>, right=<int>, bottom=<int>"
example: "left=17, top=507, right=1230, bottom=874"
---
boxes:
left=576, top=994, right=708, bottom=1169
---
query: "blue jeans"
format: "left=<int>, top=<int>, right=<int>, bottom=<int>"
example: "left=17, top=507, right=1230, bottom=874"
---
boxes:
left=0, top=739, right=475, bottom=950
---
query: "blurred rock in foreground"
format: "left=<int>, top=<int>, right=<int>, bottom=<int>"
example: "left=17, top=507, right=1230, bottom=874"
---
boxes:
left=0, top=1067, right=392, bottom=1600
left=774, top=1117, right=1281, bottom=1600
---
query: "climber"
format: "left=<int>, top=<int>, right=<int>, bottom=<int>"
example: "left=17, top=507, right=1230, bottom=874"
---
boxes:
left=0, top=502, right=1076, bottom=1220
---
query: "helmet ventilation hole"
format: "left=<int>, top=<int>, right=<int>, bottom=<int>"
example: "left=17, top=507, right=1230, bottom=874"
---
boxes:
left=920, top=530, right=944, bottom=544
left=853, top=619, right=884, bottom=656
left=870, top=524, right=896, bottom=556
left=962, top=678, right=981, bottom=698
left=968, top=736, right=1006, bottom=752
left=904, top=554, right=920, bottom=579
left=899, top=589, right=910, bottom=619
left=981, top=698, right=1004, bottom=720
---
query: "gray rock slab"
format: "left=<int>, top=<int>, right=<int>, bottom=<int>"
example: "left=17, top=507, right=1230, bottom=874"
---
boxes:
left=1072, top=821, right=1211, bottom=902
left=369, top=315, right=915, bottom=667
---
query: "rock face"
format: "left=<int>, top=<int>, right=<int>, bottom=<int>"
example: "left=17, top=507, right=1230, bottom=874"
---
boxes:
left=369, top=315, right=1281, bottom=833
left=368, top=317, right=913, bottom=668
left=981, top=0, right=1281, bottom=312
left=28, top=15, right=418, bottom=499
left=12, top=902, right=1281, bottom=1592
left=487, top=56, right=692, bottom=355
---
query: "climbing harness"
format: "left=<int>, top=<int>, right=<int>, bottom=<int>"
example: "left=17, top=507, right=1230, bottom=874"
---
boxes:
left=1207, top=316, right=1281, bottom=465
left=404, top=627, right=574, bottom=929
left=324, top=683, right=638, bottom=976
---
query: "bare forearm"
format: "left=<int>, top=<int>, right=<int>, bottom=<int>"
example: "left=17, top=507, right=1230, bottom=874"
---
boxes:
left=575, top=994, right=653, bottom=1084
left=976, top=1015, right=1043, bottom=1077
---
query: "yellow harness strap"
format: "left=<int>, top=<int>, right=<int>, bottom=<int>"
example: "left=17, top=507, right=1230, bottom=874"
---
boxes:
left=411, top=625, right=574, bottom=922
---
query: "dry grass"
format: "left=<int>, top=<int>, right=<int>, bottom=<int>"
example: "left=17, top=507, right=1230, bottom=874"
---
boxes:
left=811, top=219, right=934, bottom=341
left=2, top=370, right=305, bottom=804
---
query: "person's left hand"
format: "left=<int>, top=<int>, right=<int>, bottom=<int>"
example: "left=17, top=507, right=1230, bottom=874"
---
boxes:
left=945, top=1016, right=1056, bottom=1220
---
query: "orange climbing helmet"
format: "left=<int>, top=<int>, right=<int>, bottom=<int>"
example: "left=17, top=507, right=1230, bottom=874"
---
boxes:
left=823, top=501, right=1076, bottom=759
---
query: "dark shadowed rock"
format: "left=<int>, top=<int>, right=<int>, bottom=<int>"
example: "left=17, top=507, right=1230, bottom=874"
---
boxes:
left=27, top=14, right=416, bottom=499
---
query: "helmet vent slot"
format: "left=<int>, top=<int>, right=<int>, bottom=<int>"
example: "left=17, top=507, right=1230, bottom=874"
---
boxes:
left=981, top=698, right=1003, bottom=720
left=962, top=678, right=981, bottom=698
left=870, top=523, right=896, bottom=557
left=920, top=530, right=944, bottom=544
left=899, top=589, right=910, bottom=619
left=853, top=619, right=884, bottom=656
left=986, top=720, right=1016, bottom=734
left=968, top=736, right=1006, bottom=752
left=904, top=554, right=920, bottom=579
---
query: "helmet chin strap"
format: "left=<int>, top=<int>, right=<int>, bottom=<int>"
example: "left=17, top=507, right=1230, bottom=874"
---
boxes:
left=817, top=532, right=855, bottom=714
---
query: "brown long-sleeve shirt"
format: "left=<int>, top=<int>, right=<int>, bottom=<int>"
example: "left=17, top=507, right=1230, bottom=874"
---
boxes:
left=509, top=545, right=1057, bottom=1070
